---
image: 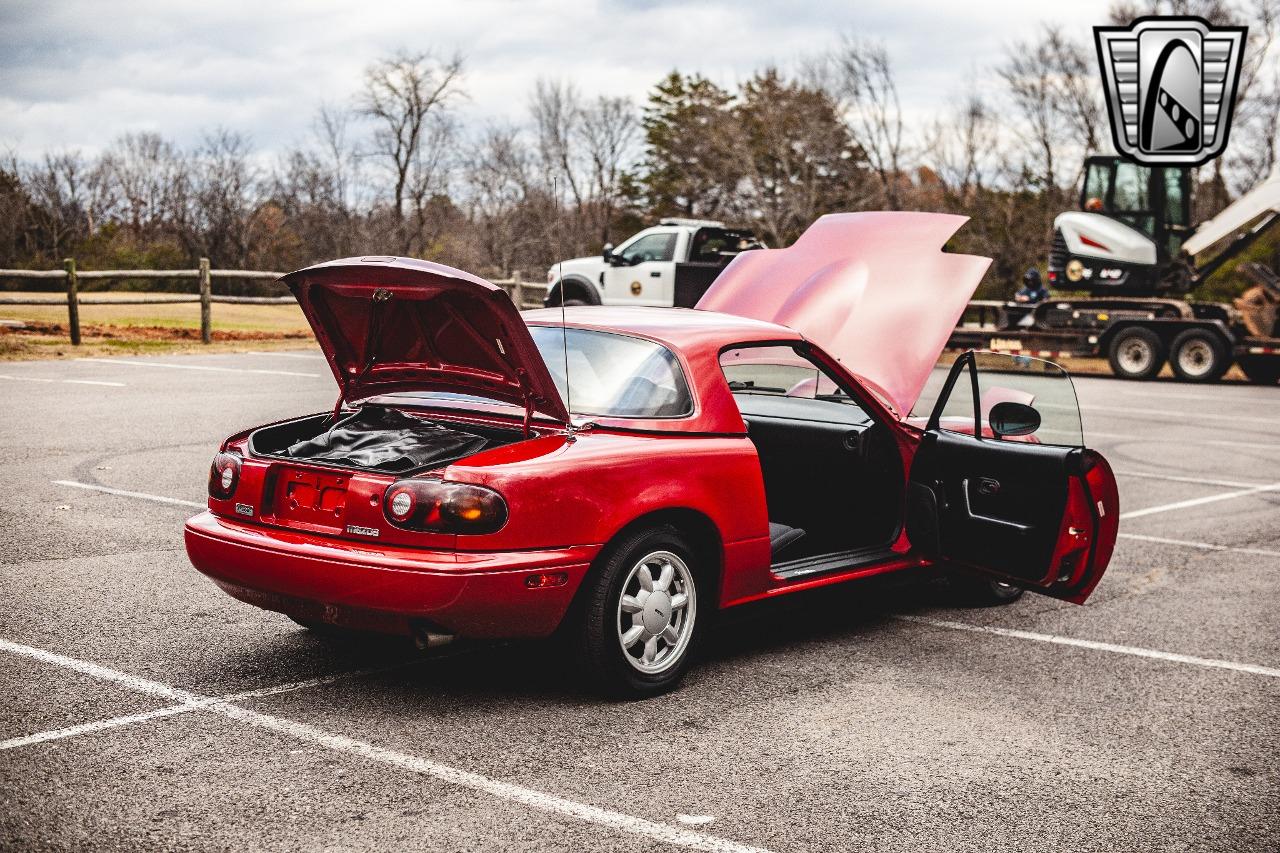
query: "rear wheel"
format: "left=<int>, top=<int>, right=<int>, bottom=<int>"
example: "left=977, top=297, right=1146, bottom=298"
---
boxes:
left=1169, top=329, right=1229, bottom=382
left=576, top=526, right=701, bottom=698
left=1238, top=356, right=1280, bottom=385
left=1107, top=327, right=1166, bottom=380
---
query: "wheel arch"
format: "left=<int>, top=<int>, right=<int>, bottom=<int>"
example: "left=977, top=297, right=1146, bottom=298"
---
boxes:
left=544, top=274, right=601, bottom=307
left=557, top=506, right=726, bottom=632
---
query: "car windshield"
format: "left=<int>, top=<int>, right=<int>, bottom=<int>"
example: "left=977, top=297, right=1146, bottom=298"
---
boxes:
left=529, top=326, right=693, bottom=418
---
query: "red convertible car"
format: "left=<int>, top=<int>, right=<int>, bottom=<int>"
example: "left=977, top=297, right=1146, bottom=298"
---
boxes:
left=185, top=212, right=1119, bottom=696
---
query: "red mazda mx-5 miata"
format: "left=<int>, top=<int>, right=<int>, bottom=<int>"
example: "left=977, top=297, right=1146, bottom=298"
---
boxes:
left=185, top=212, right=1119, bottom=696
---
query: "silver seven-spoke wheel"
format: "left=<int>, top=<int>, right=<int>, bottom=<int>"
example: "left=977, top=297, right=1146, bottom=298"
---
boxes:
left=616, top=550, right=696, bottom=674
left=577, top=525, right=702, bottom=697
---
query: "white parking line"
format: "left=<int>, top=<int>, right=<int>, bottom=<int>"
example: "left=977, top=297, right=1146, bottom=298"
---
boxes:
left=0, top=373, right=125, bottom=387
left=246, top=350, right=326, bottom=361
left=1120, top=481, right=1280, bottom=520
left=1114, top=469, right=1267, bottom=489
left=0, top=663, right=421, bottom=752
left=1117, top=532, right=1280, bottom=559
left=77, top=357, right=320, bottom=378
left=896, top=616, right=1280, bottom=678
left=0, top=637, right=771, bottom=853
left=54, top=480, right=204, bottom=509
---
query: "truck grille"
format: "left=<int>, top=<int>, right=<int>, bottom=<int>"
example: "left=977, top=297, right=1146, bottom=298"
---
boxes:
left=1048, top=230, right=1068, bottom=272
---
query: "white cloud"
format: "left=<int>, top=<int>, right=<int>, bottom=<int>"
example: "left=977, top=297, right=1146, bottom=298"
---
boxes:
left=0, top=0, right=1113, bottom=159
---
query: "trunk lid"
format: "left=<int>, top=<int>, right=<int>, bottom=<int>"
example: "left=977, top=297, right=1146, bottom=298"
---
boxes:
left=283, top=257, right=569, bottom=423
left=696, top=212, right=992, bottom=418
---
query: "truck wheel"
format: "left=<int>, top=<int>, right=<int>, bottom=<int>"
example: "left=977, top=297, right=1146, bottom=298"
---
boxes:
left=1238, top=356, right=1280, bottom=385
left=576, top=525, right=701, bottom=698
left=1107, top=327, right=1165, bottom=380
left=1169, top=329, right=1229, bottom=382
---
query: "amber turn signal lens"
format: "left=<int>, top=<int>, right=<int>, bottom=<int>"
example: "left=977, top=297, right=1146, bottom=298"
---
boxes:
left=382, top=479, right=508, bottom=535
left=525, top=572, right=568, bottom=589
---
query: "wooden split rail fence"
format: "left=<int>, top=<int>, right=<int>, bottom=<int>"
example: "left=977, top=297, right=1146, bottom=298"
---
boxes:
left=0, top=259, right=549, bottom=345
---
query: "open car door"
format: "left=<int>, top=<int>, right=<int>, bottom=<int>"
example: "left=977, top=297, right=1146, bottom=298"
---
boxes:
left=906, top=352, right=1119, bottom=603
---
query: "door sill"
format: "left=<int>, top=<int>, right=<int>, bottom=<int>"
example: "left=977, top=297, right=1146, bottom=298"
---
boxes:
left=771, top=545, right=898, bottom=581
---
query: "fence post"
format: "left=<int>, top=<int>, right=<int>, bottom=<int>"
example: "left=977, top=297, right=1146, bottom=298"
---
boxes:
left=512, top=271, right=524, bottom=309
left=63, top=258, right=81, bottom=346
left=198, top=257, right=212, bottom=344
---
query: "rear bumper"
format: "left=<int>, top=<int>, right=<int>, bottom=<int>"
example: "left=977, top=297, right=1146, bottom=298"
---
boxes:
left=183, top=511, right=598, bottom=638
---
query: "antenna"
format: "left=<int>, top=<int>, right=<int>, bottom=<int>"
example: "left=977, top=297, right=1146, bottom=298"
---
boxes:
left=554, top=175, right=572, bottom=420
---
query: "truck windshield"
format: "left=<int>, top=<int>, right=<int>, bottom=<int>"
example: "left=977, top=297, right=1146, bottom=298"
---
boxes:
left=530, top=326, right=693, bottom=418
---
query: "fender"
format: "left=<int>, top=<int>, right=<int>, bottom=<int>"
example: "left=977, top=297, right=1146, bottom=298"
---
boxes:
left=544, top=274, right=601, bottom=307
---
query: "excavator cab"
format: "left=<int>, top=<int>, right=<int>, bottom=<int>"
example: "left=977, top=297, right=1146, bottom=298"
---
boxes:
left=1049, top=156, right=1193, bottom=294
left=1079, top=155, right=1192, bottom=260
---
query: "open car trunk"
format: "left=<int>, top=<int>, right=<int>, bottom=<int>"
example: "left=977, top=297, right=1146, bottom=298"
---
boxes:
left=249, top=405, right=526, bottom=475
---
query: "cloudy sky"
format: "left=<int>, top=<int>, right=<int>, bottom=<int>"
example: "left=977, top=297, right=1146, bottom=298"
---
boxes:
left=1, top=0, right=1114, bottom=161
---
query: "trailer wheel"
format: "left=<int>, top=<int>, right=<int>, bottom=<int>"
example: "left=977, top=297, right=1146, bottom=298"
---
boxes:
left=1107, top=327, right=1165, bottom=380
left=1169, top=329, right=1230, bottom=382
left=1238, top=356, right=1280, bottom=385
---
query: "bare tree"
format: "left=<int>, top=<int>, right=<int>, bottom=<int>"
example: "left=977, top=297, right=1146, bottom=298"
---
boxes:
left=826, top=37, right=908, bottom=209
left=999, top=35, right=1064, bottom=193
left=926, top=93, right=1001, bottom=203
left=531, top=79, right=585, bottom=209
left=99, top=132, right=190, bottom=240
left=359, top=51, right=464, bottom=223
left=578, top=95, right=638, bottom=243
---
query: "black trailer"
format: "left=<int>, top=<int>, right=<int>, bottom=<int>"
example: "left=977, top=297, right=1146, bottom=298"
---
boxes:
left=948, top=290, right=1280, bottom=385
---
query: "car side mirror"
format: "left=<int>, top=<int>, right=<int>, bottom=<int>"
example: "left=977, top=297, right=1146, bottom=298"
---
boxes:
left=601, top=243, right=614, bottom=261
left=989, top=401, right=1041, bottom=439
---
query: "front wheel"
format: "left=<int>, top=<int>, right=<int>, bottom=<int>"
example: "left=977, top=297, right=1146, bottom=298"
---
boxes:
left=576, top=526, right=701, bottom=698
left=1107, top=327, right=1165, bottom=380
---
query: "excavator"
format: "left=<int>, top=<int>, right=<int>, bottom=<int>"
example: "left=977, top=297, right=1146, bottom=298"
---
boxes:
left=955, top=154, right=1280, bottom=383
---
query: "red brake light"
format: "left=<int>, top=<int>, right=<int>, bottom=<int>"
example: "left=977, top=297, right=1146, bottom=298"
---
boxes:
left=208, top=452, right=241, bottom=500
left=382, top=479, right=508, bottom=534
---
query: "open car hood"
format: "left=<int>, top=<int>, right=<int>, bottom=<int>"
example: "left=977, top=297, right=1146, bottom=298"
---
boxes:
left=696, top=212, right=991, bottom=417
left=283, top=257, right=570, bottom=423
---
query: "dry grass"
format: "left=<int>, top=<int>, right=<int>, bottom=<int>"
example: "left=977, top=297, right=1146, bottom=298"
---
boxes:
left=0, top=291, right=313, bottom=361
left=0, top=291, right=310, bottom=333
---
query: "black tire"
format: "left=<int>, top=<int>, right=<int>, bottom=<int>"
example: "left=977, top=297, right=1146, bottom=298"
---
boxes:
left=1169, top=328, right=1230, bottom=382
left=576, top=525, right=703, bottom=698
left=546, top=280, right=594, bottom=309
left=950, top=575, right=1026, bottom=607
left=1238, top=356, right=1280, bottom=385
left=1107, top=327, right=1166, bottom=380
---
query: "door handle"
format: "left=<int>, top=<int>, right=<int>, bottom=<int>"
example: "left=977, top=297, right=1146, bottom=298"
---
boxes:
left=961, top=478, right=1031, bottom=531
left=977, top=477, right=1000, bottom=496
left=649, top=271, right=661, bottom=277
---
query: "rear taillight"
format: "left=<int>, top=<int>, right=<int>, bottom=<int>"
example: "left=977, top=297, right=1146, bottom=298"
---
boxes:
left=383, top=479, right=508, bottom=534
left=208, top=452, right=241, bottom=499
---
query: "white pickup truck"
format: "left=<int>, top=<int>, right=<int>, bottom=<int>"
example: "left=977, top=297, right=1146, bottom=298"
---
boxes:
left=544, top=218, right=762, bottom=308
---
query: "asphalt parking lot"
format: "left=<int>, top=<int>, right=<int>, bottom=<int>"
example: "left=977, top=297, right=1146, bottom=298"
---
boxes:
left=1, top=349, right=1277, bottom=853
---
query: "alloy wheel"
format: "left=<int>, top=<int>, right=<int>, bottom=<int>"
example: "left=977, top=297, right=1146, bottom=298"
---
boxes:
left=615, top=550, right=696, bottom=674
